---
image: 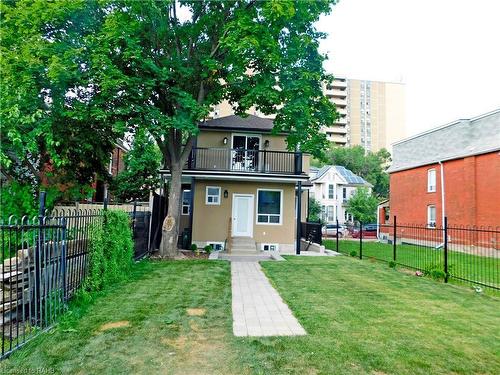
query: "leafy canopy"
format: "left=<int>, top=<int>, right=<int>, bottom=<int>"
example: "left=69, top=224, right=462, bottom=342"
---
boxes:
left=111, top=130, right=162, bottom=201
left=314, top=145, right=391, bottom=198
left=346, top=187, right=378, bottom=224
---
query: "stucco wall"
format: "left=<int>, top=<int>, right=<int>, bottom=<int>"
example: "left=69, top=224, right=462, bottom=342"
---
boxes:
left=191, top=180, right=296, bottom=249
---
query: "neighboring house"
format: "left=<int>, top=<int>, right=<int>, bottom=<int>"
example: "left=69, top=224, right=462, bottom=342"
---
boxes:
left=93, top=141, right=128, bottom=202
left=308, top=165, right=371, bottom=225
left=160, top=115, right=310, bottom=254
left=383, top=108, right=500, bottom=228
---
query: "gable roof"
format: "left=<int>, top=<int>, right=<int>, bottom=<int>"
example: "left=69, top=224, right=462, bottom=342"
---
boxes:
left=388, top=108, right=500, bottom=173
left=310, top=165, right=371, bottom=186
left=199, top=115, right=275, bottom=132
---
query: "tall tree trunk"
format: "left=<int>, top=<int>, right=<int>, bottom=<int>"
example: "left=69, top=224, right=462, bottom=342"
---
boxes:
left=159, top=166, right=182, bottom=258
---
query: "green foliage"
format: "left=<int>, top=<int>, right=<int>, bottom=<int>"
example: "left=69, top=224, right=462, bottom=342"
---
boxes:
left=389, top=261, right=397, bottom=269
left=84, top=211, right=134, bottom=294
left=190, top=244, right=198, bottom=252
left=204, top=245, right=213, bottom=254
left=349, top=250, right=357, bottom=257
left=308, top=198, right=323, bottom=223
left=111, top=129, right=162, bottom=201
left=313, top=145, right=391, bottom=198
left=1, top=0, right=119, bottom=189
left=346, top=188, right=378, bottom=224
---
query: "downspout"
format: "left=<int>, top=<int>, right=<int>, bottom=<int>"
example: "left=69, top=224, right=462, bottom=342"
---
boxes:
left=439, top=161, right=446, bottom=243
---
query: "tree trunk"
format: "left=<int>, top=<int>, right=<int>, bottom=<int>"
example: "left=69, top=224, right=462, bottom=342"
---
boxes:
left=159, top=166, right=182, bottom=258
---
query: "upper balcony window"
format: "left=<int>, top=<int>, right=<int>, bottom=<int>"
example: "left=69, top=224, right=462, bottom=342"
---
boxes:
left=427, top=169, right=436, bottom=192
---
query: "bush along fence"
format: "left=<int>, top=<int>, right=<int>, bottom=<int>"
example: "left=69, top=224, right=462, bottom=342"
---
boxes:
left=0, top=193, right=150, bottom=359
left=328, top=217, right=499, bottom=291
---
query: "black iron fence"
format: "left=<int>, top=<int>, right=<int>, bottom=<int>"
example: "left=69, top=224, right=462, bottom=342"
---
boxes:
left=0, top=197, right=152, bottom=359
left=301, top=222, right=322, bottom=245
left=328, top=217, right=499, bottom=291
left=187, top=147, right=303, bottom=175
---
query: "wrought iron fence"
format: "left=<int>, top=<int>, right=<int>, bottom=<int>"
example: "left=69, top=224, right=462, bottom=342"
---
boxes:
left=0, top=197, right=152, bottom=359
left=328, top=217, right=499, bottom=291
left=301, top=222, right=322, bottom=245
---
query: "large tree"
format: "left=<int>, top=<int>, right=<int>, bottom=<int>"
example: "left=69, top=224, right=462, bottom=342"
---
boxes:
left=2, top=0, right=337, bottom=257
left=346, top=187, right=378, bottom=224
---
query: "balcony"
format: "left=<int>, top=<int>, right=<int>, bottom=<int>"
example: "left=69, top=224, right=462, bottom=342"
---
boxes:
left=185, top=147, right=304, bottom=176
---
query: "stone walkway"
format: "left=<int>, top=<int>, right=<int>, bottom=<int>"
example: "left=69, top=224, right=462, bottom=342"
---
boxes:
left=231, top=262, right=306, bottom=337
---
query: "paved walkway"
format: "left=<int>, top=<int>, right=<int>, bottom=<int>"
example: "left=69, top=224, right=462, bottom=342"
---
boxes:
left=231, top=262, right=306, bottom=337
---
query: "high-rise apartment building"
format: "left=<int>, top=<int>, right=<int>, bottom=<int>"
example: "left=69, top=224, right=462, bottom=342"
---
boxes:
left=209, top=77, right=405, bottom=153
left=325, top=78, right=405, bottom=152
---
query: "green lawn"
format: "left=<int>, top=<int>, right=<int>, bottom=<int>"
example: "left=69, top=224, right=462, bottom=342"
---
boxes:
left=1, top=257, right=499, bottom=374
left=324, top=239, right=499, bottom=290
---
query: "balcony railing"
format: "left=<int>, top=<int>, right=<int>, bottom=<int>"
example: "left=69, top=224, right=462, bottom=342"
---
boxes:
left=186, top=148, right=303, bottom=175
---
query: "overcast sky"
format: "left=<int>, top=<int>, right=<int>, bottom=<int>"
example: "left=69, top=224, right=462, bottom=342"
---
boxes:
left=317, top=0, right=500, bottom=137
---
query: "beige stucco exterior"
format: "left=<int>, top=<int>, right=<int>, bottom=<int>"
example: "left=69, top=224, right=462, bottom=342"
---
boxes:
left=191, top=180, right=297, bottom=253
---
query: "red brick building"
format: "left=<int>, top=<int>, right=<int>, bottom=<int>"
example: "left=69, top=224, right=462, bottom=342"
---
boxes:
left=381, top=109, right=500, bottom=228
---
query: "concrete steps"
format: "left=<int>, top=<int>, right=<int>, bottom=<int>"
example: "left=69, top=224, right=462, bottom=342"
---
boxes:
left=230, top=237, right=258, bottom=254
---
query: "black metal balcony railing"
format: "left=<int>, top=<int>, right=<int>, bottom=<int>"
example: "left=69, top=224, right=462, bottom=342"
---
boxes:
left=186, top=148, right=303, bottom=175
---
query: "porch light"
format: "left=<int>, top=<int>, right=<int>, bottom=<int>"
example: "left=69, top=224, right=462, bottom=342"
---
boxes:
left=264, top=140, right=270, bottom=148
left=223, top=137, right=228, bottom=145
left=224, top=190, right=229, bottom=198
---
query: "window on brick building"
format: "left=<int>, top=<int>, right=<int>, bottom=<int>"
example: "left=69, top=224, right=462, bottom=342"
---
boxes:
left=427, top=169, right=436, bottom=192
left=427, top=205, right=436, bottom=228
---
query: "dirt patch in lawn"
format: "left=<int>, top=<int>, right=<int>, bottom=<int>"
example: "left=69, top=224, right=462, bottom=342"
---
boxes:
left=186, top=308, right=206, bottom=316
left=161, top=335, right=187, bottom=350
left=99, top=321, right=130, bottom=331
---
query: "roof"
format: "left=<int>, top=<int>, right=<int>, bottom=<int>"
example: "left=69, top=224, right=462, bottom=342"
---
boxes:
left=310, top=165, right=371, bottom=186
left=199, top=115, right=275, bottom=132
left=388, top=108, right=500, bottom=173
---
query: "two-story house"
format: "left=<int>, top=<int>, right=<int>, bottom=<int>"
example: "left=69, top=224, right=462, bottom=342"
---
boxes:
left=160, top=115, right=310, bottom=254
left=308, top=165, right=371, bottom=225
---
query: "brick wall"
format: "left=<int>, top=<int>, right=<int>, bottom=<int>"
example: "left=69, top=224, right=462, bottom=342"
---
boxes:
left=388, top=151, right=500, bottom=227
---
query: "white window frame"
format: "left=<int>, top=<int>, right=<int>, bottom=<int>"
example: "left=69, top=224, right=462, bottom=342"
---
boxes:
left=205, top=186, right=221, bottom=205
left=261, top=243, right=279, bottom=252
left=328, top=184, right=334, bottom=199
left=427, top=169, right=436, bottom=192
left=181, top=190, right=191, bottom=215
left=427, top=205, right=436, bottom=228
left=256, top=189, right=283, bottom=225
left=327, top=205, right=335, bottom=222
left=207, top=242, right=224, bottom=251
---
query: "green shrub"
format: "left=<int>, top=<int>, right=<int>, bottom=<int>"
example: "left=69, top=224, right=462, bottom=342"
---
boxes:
left=349, top=250, right=357, bottom=257
left=190, top=244, right=197, bottom=251
left=204, top=245, right=213, bottom=254
left=388, top=261, right=397, bottom=269
left=84, top=210, right=134, bottom=294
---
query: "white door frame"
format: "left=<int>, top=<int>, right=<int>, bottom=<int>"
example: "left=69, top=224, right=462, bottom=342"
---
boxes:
left=232, top=194, right=254, bottom=237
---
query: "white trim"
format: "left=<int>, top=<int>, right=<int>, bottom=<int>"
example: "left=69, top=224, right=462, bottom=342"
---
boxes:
left=256, top=188, right=283, bottom=225
left=427, top=205, right=436, bottom=228
left=427, top=169, right=436, bottom=192
left=206, top=241, right=225, bottom=251
left=159, top=170, right=308, bottom=182
left=181, top=189, right=191, bottom=215
left=205, top=186, right=221, bottom=205
left=232, top=194, right=254, bottom=237
left=261, top=243, right=279, bottom=252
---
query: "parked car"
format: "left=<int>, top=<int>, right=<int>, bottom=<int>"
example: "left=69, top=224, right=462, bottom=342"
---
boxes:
left=351, top=224, right=378, bottom=238
left=322, top=224, right=348, bottom=237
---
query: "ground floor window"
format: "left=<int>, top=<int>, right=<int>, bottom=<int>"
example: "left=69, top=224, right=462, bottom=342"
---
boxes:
left=206, top=186, right=221, bottom=205
left=427, top=205, right=436, bottom=227
left=257, top=189, right=282, bottom=224
left=182, top=190, right=191, bottom=215
left=327, top=205, right=334, bottom=222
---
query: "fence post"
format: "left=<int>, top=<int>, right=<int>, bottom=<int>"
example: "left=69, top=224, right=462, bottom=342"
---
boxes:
left=336, top=218, right=339, bottom=253
left=103, top=196, right=108, bottom=211
left=132, top=200, right=137, bottom=238
left=444, top=216, right=448, bottom=283
left=393, top=215, right=397, bottom=261
left=35, top=191, right=46, bottom=324
left=359, top=221, right=363, bottom=259
left=61, top=217, right=67, bottom=301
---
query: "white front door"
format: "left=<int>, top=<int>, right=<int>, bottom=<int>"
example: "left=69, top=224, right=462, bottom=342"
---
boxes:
left=232, top=194, right=254, bottom=237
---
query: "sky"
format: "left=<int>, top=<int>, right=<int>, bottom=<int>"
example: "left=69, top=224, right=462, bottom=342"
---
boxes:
left=316, top=0, right=500, bottom=137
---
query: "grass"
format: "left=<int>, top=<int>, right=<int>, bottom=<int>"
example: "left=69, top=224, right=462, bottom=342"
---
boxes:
left=1, top=257, right=499, bottom=374
left=324, top=239, right=499, bottom=289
